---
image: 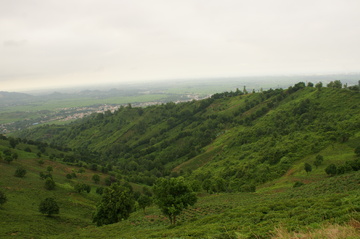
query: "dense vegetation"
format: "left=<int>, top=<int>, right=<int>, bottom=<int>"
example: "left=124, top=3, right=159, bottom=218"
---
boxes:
left=1, top=80, right=360, bottom=238
left=16, top=81, right=360, bottom=190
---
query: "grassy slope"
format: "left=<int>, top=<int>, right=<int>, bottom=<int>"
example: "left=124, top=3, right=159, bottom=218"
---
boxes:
left=3, top=86, right=360, bottom=238
left=0, top=145, right=108, bottom=238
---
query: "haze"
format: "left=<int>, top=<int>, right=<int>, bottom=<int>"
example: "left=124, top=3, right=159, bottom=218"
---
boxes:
left=1, top=0, right=360, bottom=92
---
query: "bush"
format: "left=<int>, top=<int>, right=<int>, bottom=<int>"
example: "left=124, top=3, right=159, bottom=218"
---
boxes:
left=44, top=178, right=56, bottom=190
left=293, top=181, right=305, bottom=188
left=74, top=183, right=91, bottom=193
left=96, top=187, right=104, bottom=195
left=14, top=167, right=27, bottom=178
left=4, top=156, right=13, bottom=164
left=0, top=191, right=7, bottom=206
left=39, top=172, right=52, bottom=180
left=325, top=164, right=337, bottom=176
left=39, top=198, right=59, bottom=216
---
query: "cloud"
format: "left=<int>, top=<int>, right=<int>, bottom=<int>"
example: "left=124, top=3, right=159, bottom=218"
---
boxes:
left=3, top=40, right=27, bottom=47
left=0, top=0, right=360, bottom=91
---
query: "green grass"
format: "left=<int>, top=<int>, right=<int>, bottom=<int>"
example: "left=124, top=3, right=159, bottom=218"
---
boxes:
left=0, top=156, right=103, bottom=238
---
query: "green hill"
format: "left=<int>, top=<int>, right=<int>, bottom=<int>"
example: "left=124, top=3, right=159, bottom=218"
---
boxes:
left=2, top=81, right=360, bottom=238
left=15, top=82, right=360, bottom=190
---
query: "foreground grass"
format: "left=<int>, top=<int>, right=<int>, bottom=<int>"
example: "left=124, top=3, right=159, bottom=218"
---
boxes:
left=47, top=171, right=360, bottom=238
left=0, top=156, right=102, bottom=238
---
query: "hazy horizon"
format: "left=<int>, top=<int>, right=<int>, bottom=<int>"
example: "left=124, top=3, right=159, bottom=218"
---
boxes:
left=2, top=0, right=360, bottom=92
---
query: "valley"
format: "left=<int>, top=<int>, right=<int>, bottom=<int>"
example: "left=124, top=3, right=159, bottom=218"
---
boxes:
left=1, top=79, right=360, bottom=238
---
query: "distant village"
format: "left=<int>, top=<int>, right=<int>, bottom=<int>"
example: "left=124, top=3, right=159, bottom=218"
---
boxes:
left=0, top=94, right=208, bottom=135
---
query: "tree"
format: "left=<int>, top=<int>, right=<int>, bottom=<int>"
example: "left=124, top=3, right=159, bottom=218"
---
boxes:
left=137, top=195, right=152, bottom=213
left=74, top=183, right=91, bottom=193
left=315, top=82, right=323, bottom=90
left=202, top=179, right=212, bottom=193
left=4, top=156, right=13, bottom=164
left=325, top=164, right=337, bottom=176
left=304, top=163, right=312, bottom=174
left=92, top=174, right=100, bottom=184
left=12, top=153, right=18, bottom=160
left=39, top=198, right=59, bottom=216
left=0, top=190, right=7, bottom=206
left=14, top=167, right=27, bottom=178
left=9, top=138, right=18, bottom=149
left=355, top=146, right=360, bottom=157
left=93, top=183, right=135, bottom=226
left=153, top=177, right=197, bottom=225
left=44, top=178, right=56, bottom=190
left=314, top=155, right=324, bottom=168
left=46, top=166, right=53, bottom=173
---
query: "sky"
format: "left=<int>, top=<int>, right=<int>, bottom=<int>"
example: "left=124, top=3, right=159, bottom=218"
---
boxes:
left=1, top=0, right=360, bottom=92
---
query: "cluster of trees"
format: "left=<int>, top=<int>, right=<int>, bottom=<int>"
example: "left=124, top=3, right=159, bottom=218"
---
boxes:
left=301, top=148, right=360, bottom=177
left=93, top=177, right=196, bottom=226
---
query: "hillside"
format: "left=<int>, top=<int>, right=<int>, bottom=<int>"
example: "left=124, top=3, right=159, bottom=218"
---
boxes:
left=16, top=82, right=360, bottom=190
left=1, top=135, right=360, bottom=238
left=2, top=81, right=360, bottom=238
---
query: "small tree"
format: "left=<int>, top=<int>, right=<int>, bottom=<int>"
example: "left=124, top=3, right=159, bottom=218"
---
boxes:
left=93, top=183, right=135, bottom=226
left=153, top=177, right=197, bottom=225
left=39, top=198, right=59, bottom=217
left=315, top=82, right=323, bottom=91
left=138, top=195, right=152, bottom=214
left=202, top=179, right=212, bottom=193
left=46, top=166, right=53, bottom=173
left=0, top=191, right=7, bottom=206
left=14, top=167, right=27, bottom=178
left=4, top=156, right=13, bottom=164
left=9, top=138, right=18, bottom=149
left=92, top=174, right=100, bottom=184
left=314, top=155, right=324, bottom=168
left=325, top=164, right=337, bottom=176
left=12, top=153, right=18, bottom=160
left=304, top=163, right=312, bottom=174
left=44, top=178, right=56, bottom=190
left=74, top=183, right=91, bottom=193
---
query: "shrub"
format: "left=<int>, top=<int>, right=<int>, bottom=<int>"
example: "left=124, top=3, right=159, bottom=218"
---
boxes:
left=325, top=164, right=337, bottom=176
left=14, top=167, right=27, bottom=178
left=39, top=198, right=59, bottom=216
left=293, top=181, right=305, bottom=188
left=44, top=178, right=56, bottom=190
left=0, top=191, right=7, bottom=206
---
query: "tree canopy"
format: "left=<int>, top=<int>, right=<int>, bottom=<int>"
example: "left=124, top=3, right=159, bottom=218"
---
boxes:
left=153, top=177, right=197, bottom=225
left=39, top=198, right=59, bottom=216
left=93, top=183, right=135, bottom=226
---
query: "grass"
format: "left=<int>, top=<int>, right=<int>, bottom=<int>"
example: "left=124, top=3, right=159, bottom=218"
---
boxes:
left=0, top=155, right=103, bottom=238
left=1, top=141, right=360, bottom=238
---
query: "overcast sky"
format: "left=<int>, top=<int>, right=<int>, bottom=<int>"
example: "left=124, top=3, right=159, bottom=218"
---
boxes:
left=1, top=0, right=360, bottom=91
